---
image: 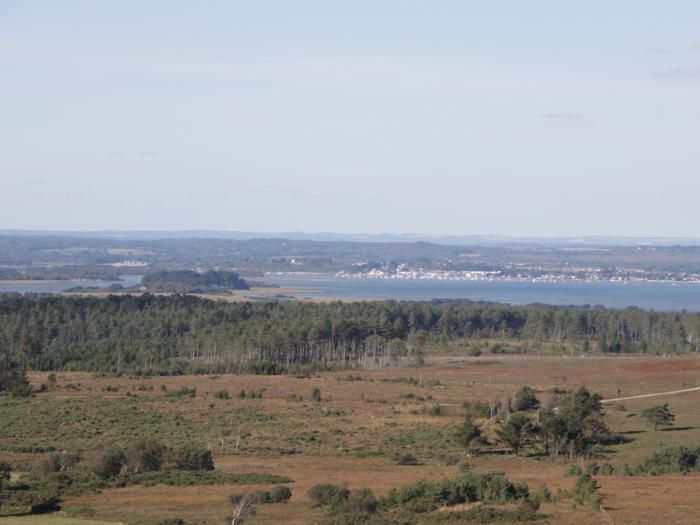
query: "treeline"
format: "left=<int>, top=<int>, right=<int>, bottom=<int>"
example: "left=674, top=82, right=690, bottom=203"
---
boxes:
left=1, top=294, right=699, bottom=373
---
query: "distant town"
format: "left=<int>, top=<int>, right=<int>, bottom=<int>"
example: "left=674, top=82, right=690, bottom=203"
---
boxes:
left=338, top=263, right=700, bottom=283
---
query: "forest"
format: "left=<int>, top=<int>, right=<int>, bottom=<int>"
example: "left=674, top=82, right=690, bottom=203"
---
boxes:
left=0, top=293, right=698, bottom=374
left=140, top=270, right=249, bottom=292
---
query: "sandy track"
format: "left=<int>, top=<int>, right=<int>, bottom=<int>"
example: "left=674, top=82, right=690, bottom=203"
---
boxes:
left=602, top=385, right=700, bottom=404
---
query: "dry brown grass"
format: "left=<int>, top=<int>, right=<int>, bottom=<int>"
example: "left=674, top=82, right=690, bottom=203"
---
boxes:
left=8, top=354, right=700, bottom=524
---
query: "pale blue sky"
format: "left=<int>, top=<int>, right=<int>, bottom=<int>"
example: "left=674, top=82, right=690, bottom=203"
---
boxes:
left=2, top=1, right=700, bottom=236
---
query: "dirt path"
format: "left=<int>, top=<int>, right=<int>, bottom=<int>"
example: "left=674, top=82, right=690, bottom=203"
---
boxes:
left=602, top=385, right=700, bottom=404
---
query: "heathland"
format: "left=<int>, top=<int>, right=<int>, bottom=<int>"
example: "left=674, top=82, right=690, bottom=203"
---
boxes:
left=2, top=294, right=700, bottom=524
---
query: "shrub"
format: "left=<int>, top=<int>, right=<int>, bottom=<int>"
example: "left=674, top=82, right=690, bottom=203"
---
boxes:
left=250, top=490, right=271, bottom=504
left=462, top=401, right=491, bottom=419
left=311, top=387, right=322, bottom=402
left=564, top=464, right=582, bottom=477
left=585, top=462, right=599, bottom=475
left=447, top=505, right=542, bottom=522
left=641, top=404, right=675, bottom=430
left=519, top=497, right=541, bottom=512
left=88, top=449, right=126, bottom=480
left=229, top=489, right=280, bottom=505
left=600, top=463, right=615, bottom=476
left=382, top=471, right=529, bottom=512
left=530, top=484, right=551, bottom=503
left=269, top=485, right=293, bottom=503
left=573, top=474, right=601, bottom=506
left=37, top=452, right=81, bottom=476
left=237, top=389, right=263, bottom=399
left=130, top=470, right=291, bottom=487
left=126, top=439, right=165, bottom=473
left=454, top=416, right=482, bottom=455
left=437, top=453, right=460, bottom=466
left=425, top=403, right=445, bottom=416
left=513, top=386, right=539, bottom=411
left=214, top=390, right=230, bottom=399
left=392, top=452, right=420, bottom=466
left=341, top=488, right=377, bottom=513
left=171, top=445, right=214, bottom=471
left=308, top=483, right=350, bottom=507
left=0, top=460, right=11, bottom=488
left=168, top=386, right=196, bottom=398
left=635, top=445, right=700, bottom=475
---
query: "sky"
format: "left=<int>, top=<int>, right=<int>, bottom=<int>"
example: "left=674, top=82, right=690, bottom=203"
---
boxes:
left=2, top=1, right=700, bottom=237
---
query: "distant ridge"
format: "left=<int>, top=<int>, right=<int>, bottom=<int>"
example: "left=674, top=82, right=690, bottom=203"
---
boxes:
left=1, top=230, right=700, bottom=247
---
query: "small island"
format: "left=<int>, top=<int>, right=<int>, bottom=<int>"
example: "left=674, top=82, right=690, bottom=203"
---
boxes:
left=140, top=270, right=249, bottom=293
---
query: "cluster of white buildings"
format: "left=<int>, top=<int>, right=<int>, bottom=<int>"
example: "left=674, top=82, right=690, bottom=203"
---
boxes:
left=338, top=265, right=700, bottom=283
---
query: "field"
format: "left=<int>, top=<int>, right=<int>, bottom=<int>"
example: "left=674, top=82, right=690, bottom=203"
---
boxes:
left=2, top=353, right=700, bottom=524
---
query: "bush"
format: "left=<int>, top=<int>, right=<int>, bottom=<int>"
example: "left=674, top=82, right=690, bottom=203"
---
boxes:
left=513, top=386, right=539, bottom=411
left=237, top=389, right=263, bottom=399
left=229, top=489, right=278, bottom=505
left=171, top=445, right=214, bottom=471
left=168, top=386, right=196, bottom=398
left=600, top=463, right=615, bottom=476
left=214, top=390, right=230, bottom=399
left=585, top=462, right=599, bottom=475
left=641, top=403, right=675, bottom=430
left=635, top=445, right=700, bottom=475
left=341, top=488, right=377, bottom=513
left=126, top=439, right=165, bottom=473
left=462, top=401, right=491, bottom=419
left=519, top=497, right=541, bottom=512
left=382, top=471, right=529, bottom=512
left=250, top=490, right=271, bottom=504
left=445, top=505, right=542, bottom=522
left=530, top=484, right=551, bottom=503
left=269, top=485, right=293, bottom=503
left=392, top=452, right=420, bottom=466
left=564, top=464, right=582, bottom=477
left=425, top=403, right=445, bottom=416
left=0, top=460, right=11, bottom=488
left=437, top=453, right=460, bottom=466
left=130, top=470, right=291, bottom=487
left=308, top=483, right=350, bottom=507
left=311, top=387, right=322, bottom=402
left=88, top=449, right=126, bottom=480
left=573, top=474, right=601, bottom=506
left=37, top=452, right=81, bottom=476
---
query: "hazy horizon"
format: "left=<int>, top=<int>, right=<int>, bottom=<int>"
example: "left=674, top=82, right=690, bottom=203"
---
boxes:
left=4, top=228, right=700, bottom=247
left=3, top=1, right=700, bottom=236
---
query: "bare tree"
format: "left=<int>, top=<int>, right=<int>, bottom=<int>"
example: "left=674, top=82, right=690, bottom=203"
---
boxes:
left=219, top=428, right=231, bottom=449
left=230, top=493, right=255, bottom=525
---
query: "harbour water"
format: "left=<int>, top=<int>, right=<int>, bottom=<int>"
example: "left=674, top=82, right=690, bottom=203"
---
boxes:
left=0, top=274, right=143, bottom=293
left=262, top=273, right=700, bottom=311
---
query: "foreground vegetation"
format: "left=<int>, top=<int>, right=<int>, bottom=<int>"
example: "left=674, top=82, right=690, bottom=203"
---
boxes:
left=2, top=293, right=700, bottom=523
left=2, top=352, right=700, bottom=524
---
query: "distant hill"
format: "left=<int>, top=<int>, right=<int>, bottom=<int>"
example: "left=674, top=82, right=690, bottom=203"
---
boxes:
left=140, top=270, right=249, bottom=292
left=3, top=229, right=700, bottom=247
